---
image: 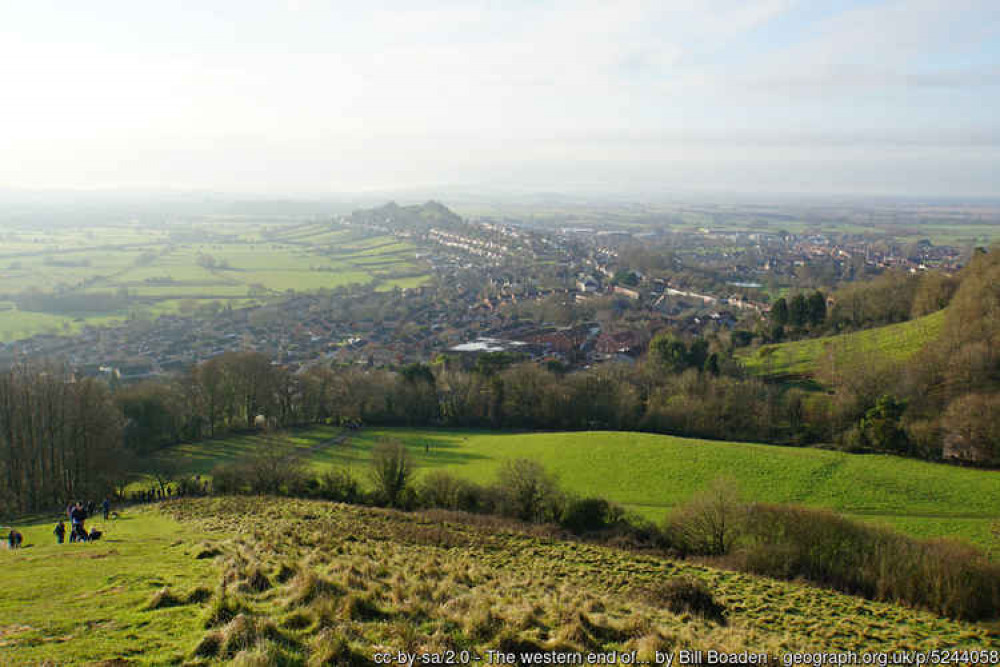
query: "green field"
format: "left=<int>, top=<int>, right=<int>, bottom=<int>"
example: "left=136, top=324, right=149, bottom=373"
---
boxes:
left=1, top=497, right=995, bottom=664
left=739, top=310, right=946, bottom=378
left=0, top=510, right=217, bottom=663
left=156, top=426, right=1000, bottom=551
left=0, top=222, right=431, bottom=341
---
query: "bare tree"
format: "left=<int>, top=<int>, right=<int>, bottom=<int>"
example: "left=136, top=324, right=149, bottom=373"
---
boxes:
left=667, top=477, right=747, bottom=556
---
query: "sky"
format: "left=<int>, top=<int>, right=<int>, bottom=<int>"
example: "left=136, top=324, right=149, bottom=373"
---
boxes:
left=0, top=0, right=998, bottom=198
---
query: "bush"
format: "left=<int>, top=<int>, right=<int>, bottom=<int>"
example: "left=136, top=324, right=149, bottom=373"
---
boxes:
left=244, top=449, right=308, bottom=496
left=370, top=439, right=413, bottom=508
left=737, top=504, right=1000, bottom=621
left=494, top=459, right=564, bottom=523
left=664, top=478, right=746, bottom=556
left=418, top=471, right=485, bottom=512
left=209, top=449, right=308, bottom=497
left=211, top=463, right=248, bottom=495
left=319, top=469, right=362, bottom=504
left=560, top=497, right=624, bottom=534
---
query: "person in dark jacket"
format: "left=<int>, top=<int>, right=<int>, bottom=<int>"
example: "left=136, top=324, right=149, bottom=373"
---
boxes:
left=54, top=521, right=66, bottom=544
left=7, top=529, right=22, bottom=549
left=70, top=502, right=87, bottom=543
left=102, top=497, right=111, bottom=520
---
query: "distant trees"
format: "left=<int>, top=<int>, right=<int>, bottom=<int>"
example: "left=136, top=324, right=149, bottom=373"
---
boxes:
left=807, top=291, right=827, bottom=327
left=769, top=291, right=825, bottom=338
left=613, top=270, right=640, bottom=287
left=116, top=381, right=189, bottom=454
left=858, top=395, right=908, bottom=454
left=829, top=271, right=955, bottom=332
left=649, top=334, right=714, bottom=374
left=789, top=293, right=809, bottom=328
left=0, top=364, right=124, bottom=515
left=771, top=298, right=789, bottom=327
left=941, top=394, right=1000, bottom=465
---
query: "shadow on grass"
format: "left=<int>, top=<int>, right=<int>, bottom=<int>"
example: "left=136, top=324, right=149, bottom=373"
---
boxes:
left=312, top=433, right=489, bottom=468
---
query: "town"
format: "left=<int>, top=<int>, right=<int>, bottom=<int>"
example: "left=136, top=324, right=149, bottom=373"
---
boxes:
left=0, top=200, right=975, bottom=381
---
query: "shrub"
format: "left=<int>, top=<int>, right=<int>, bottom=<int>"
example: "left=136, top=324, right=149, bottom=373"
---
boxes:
left=370, top=438, right=414, bottom=508
left=211, top=463, right=248, bottom=495
left=494, top=459, right=564, bottom=523
left=560, top=497, right=624, bottom=534
left=319, top=469, right=362, bottom=504
left=737, top=504, right=1000, bottom=621
left=210, top=449, right=309, bottom=497
left=244, top=449, right=308, bottom=495
left=418, top=471, right=485, bottom=512
left=664, top=477, right=746, bottom=556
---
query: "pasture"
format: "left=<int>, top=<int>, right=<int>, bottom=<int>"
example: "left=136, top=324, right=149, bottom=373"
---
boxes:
left=155, top=426, right=1000, bottom=551
left=0, top=497, right=994, bottom=664
left=0, top=221, right=430, bottom=341
left=738, top=310, right=946, bottom=378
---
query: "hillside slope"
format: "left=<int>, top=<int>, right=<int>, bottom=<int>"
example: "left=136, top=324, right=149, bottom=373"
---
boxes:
left=738, top=309, right=946, bottom=378
left=1, top=498, right=995, bottom=664
left=156, top=427, right=1000, bottom=550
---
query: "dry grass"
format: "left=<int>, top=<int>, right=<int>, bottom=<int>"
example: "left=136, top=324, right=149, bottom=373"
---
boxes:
left=155, top=496, right=997, bottom=663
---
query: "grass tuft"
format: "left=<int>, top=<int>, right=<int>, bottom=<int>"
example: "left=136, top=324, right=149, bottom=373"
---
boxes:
left=643, top=576, right=727, bottom=624
left=146, top=587, right=184, bottom=610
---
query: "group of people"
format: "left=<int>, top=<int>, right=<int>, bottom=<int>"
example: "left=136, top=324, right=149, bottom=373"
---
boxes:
left=130, top=476, right=210, bottom=503
left=5, top=528, right=23, bottom=549
left=55, top=499, right=108, bottom=544
left=132, top=486, right=171, bottom=503
left=6, top=481, right=218, bottom=551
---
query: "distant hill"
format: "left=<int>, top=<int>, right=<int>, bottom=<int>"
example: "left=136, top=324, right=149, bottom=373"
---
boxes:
left=350, top=200, right=463, bottom=231
left=738, top=309, right=947, bottom=379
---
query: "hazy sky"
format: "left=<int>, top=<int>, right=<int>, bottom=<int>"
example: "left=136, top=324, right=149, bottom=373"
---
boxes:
left=1, top=1, right=998, bottom=197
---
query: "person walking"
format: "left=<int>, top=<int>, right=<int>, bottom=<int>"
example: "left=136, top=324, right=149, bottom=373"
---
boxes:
left=54, top=521, right=66, bottom=544
left=102, top=497, right=111, bottom=521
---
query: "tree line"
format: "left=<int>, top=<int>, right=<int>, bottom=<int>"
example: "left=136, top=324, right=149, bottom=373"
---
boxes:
left=0, top=365, right=123, bottom=515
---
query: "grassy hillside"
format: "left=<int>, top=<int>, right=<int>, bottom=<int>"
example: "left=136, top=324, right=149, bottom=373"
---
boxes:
left=1, top=498, right=995, bottom=664
left=0, top=510, right=217, bottom=664
left=738, top=309, right=946, bottom=378
left=156, top=426, right=1000, bottom=550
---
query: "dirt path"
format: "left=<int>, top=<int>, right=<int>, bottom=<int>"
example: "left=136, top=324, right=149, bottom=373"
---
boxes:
left=303, top=427, right=356, bottom=456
